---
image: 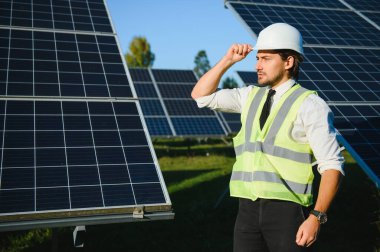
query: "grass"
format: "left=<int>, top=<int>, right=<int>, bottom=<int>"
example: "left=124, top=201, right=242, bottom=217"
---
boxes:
left=0, top=138, right=379, bottom=251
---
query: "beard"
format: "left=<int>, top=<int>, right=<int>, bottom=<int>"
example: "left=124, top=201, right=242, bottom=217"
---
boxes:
left=257, top=70, right=286, bottom=87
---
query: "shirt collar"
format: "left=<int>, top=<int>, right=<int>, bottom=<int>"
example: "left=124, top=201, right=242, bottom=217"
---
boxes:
left=270, top=79, right=296, bottom=98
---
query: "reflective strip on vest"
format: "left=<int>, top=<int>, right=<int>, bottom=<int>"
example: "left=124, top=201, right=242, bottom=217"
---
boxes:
left=231, top=171, right=312, bottom=195
left=234, top=141, right=311, bottom=163
left=235, top=86, right=312, bottom=163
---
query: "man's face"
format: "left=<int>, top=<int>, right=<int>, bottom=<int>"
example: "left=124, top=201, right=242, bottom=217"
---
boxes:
left=255, top=50, right=288, bottom=87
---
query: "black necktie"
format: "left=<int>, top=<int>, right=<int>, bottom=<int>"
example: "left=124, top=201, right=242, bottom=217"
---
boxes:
left=260, top=89, right=276, bottom=129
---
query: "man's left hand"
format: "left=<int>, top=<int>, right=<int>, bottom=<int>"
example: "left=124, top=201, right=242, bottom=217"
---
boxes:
left=295, top=215, right=320, bottom=247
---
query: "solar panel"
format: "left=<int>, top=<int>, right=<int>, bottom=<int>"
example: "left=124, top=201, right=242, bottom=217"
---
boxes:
left=0, top=99, right=166, bottom=209
left=344, top=0, right=380, bottom=11
left=218, top=112, right=242, bottom=133
left=300, top=47, right=380, bottom=102
left=151, top=69, right=228, bottom=136
left=331, top=104, right=380, bottom=185
left=227, top=0, right=347, bottom=9
left=228, top=2, right=380, bottom=47
left=226, top=0, right=380, bottom=12
left=0, top=0, right=172, bottom=231
left=129, top=68, right=228, bottom=137
left=361, top=11, right=380, bottom=26
left=0, top=28, right=132, bottom=98
left=226, top=0, right=380, bottom=188
left=129, top=68, right=174, bottom=136
left=0, top=0, right=113, bottom=32
left=237, top=71, right=258, bottom=86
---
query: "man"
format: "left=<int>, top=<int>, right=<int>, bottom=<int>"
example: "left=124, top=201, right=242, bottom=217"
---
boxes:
left=191, top=23, right=344, bottom=252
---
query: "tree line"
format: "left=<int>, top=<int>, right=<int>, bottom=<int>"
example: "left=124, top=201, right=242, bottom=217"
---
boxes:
left=125, top=36, right=239, bottom=89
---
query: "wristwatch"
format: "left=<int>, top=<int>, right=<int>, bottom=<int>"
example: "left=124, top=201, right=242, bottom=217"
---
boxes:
left=310, top=210, right=328, bottom=224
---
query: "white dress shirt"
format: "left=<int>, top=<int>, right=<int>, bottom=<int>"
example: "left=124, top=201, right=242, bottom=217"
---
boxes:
left=195, top=79, right=344, bottom=175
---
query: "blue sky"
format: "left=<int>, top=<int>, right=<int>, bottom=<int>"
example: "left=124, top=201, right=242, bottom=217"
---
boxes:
left=106, top=0, right=257, bottom=86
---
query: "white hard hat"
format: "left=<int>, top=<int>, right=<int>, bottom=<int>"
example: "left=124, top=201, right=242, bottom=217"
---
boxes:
left=255, top=23, right=303, bottom=55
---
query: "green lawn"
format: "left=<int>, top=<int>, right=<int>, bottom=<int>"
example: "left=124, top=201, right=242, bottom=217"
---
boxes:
left=0, top=138, right=379, bottom=251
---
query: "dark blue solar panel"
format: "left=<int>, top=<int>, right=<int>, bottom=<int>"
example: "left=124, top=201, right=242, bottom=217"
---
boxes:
left=300, top=47, right=380, bottom=102
left=219, top=112, right=242, bottom=133
left=140, top=100, right=166, bottom=116
left=129, top=68, right=152, bottom=82
left=158, top=83, right=195, bottom=98
left=128, top=68, right=173, bottom=136
left=228, top=2, right=380, bottom=47
left=0, top=0, right=113, bottom=33
left=0, top=0, right=172, bottom=230
left=237, top=71, right=258, bottom=86
left=164, top=100, right=215, bottom=116
left=172, top=117, right=226, bottom=136
left=144, top=118, right=173, bottom=136
left=150, top=69, right=227, bottom=136
left=362, top=12, right=380, bottom=26
left=331, top=105, right=380, bottom=180
left=0, top=28, right=132, bottom=98
left=344, top=0, right=380, bottom=11
left=129, top=68, right=228, bottom=136
left=152, top=69, right=198, bottom=83
left=227, top=0, right=347, bottom=9
left=0, top=100, right=168, bottom=218
left=134, top=83, right=159, bottom=98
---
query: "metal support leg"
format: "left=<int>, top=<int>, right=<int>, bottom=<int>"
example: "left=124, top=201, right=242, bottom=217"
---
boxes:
left=73, top=226, right=86, bottom=248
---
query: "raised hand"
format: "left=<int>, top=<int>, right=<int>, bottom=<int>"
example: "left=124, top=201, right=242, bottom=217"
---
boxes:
left=224, top=43, right=253, bottom=65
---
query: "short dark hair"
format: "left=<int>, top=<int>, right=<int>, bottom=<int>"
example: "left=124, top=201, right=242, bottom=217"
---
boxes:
left=276, top=50, right=303, bottom=80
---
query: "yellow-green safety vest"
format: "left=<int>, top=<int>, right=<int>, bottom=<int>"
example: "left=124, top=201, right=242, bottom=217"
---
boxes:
left=230, top=84, right=316, bottom=206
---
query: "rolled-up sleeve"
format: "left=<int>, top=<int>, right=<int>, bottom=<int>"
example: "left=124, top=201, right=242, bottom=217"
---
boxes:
left=194, top=86, right=252, bottom=113
left=301, top=95, right=345, bottom=175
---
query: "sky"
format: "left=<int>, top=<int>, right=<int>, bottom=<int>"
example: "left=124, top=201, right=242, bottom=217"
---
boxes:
left=106, top=0, right=258, bottom=86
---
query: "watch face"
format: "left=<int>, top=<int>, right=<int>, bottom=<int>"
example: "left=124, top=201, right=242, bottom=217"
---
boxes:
left=319, top=214, right=327, bottom=224
left=311, top=210, right=328, bottom=224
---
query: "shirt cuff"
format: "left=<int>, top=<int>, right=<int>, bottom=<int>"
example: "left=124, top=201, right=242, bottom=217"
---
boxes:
left=194, top=93, right=216, bottom=108
left=317, top=162, right=345, bottom=176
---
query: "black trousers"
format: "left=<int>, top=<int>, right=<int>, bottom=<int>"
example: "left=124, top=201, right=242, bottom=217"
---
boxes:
left=234, top=198, right=312, bottom=252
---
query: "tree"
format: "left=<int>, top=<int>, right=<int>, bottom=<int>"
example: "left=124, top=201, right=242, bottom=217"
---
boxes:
left=222, top=77, right=239, bottom=89
left=194, top=50, right=211, bottom=78
left=125, top=36, right=155, bottom=68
